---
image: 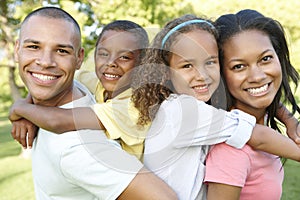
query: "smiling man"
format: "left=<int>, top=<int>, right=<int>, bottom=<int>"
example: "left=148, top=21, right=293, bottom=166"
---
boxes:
left=11, top=6, right=177, bottom=200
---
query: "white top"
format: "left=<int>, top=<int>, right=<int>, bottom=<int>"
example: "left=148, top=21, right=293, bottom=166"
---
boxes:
left=32, top=81, right=143, bottom=200
left=143, top=94, right=256, bottom=200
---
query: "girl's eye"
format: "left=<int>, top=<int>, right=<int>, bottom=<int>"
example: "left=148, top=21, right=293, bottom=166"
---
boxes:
left=205, top=60, right=218, bottom=66
left=182, top=64, right=193, bottom=68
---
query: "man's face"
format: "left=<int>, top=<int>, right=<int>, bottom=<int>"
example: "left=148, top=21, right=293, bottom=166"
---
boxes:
left=14, top=15, right=84, bottom=106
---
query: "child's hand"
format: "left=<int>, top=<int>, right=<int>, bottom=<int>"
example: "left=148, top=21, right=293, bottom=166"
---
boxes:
left=286, top=119, right=300, bottom=147
left=11, top=119, right=38, bottom=149
left=9, top=99, right=29, bottom=121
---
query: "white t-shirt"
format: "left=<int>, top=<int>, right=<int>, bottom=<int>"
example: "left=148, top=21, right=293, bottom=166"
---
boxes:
left=143, top=94, right=256, bottom=200
left=32, top=81, right=143, bottom=200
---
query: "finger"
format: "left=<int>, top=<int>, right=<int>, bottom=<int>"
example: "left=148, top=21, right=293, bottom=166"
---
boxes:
left=19, top=126, right=28, bottom=149
left=27, top=129, right=36, bottom=149
left=11, top=124, right=17, bottom=140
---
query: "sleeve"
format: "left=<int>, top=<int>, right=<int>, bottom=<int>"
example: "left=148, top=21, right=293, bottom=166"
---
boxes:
left=92, top=97, right=148, bottom=145
left=161, top=95, right=256, bottom=149
left=60, top=130, right=143, bottom=199
left=75, top=70, right=99, bottom=94
left=204, top=143, right=251, bottom=187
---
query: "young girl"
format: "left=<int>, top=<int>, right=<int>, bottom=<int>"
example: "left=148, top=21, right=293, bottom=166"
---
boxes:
left=10, top=20, right=150, bottom=160
left=131, top=14, right=300, bottom=199
left=204, top=9, right=300, bottom=200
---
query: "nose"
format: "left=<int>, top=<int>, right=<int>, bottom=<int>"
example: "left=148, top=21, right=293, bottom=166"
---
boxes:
left=194, top=66, right=208, bottom=81
left=247, top=65, right=267, bottom=82
left=106, top=56, right=117, bottom=68
left=35, top=50, right=56, bottom=67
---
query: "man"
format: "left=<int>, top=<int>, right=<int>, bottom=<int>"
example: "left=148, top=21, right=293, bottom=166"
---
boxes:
left=11, top=6, right=177, bottom=200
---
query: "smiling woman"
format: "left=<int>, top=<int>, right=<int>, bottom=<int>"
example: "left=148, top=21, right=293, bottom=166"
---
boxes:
left=204, top=9, right=300, bottom=200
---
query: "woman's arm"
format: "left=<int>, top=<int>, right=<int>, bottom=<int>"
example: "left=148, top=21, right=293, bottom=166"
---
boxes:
left=207, top=183, right=241, bottom=200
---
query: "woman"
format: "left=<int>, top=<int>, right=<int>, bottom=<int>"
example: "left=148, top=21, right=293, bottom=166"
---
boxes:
left=204, top=9, right=300, bottom=200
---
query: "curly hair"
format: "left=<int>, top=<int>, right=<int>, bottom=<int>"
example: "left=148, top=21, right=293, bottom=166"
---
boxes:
left=216, top=9, right=300, bottom=132
left=131, top=14, right=218, bottom=126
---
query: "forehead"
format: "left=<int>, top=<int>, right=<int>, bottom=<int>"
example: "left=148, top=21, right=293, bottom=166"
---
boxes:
left=223, top=30, right=273, bottom=57
left=170, top=29, right=218, bottom=58
left=98, top=30, right=140, bottom=50
left=20, top=15, right=79, bottom=46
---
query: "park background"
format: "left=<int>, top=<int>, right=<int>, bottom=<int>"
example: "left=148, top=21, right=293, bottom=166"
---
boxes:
left=0, top=0, right=300, bottom=199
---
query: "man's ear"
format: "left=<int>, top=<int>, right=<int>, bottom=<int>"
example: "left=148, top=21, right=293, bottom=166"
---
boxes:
left=76, top=47, right=85, bottom=70
left=14, top=39, right=20, bottom=63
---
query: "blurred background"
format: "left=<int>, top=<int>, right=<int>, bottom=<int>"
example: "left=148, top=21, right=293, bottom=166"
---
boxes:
left=0, top=0, right=299, bottom=199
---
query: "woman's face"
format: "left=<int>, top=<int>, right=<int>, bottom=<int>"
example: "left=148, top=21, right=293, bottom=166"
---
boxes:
left=169, top=29, right=220, bottom=102
left=222, top=30, right=282, bottom=117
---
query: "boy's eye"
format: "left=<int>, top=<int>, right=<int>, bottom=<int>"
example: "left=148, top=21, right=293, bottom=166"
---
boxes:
left=99, top=52, right=108, bottom=57
left=120, top=55, right=131, bottom=60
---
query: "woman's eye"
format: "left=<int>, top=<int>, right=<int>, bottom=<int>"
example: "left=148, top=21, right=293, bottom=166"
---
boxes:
left=232, top=64, right=245, bottom=70
left=262, top=55, right=272, bottom=62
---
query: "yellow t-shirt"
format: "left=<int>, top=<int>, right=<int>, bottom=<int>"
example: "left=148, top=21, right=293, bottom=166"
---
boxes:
left=76, top=70, right=149, bottom=161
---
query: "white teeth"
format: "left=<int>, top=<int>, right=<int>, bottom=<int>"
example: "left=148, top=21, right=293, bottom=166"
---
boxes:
left=247, top=84, right=268, bottom=95
left=194, top=85, right=208, bottom=90
left=104, top=73, right=120, bottom=78
left=32, top=73, right=57, bottom=81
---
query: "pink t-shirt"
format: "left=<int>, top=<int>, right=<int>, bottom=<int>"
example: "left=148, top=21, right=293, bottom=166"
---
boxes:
left=204, top=143, right=284, bottom=200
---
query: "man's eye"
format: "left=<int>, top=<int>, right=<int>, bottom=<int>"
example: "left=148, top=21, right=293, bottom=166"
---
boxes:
left=26, top=45, right=39, bottom=49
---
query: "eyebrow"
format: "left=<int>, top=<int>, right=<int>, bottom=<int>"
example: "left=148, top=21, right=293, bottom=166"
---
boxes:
left=23, top=39, right=74, bottom=50
left=97, top=47, right=136, bottom=54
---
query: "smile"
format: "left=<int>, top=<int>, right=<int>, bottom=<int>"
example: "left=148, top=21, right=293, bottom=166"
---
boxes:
left=32, top=73, right=58, bottom=81
left=104, top=73, right=120, bottom=78
left=247, top=83, right=269, bottom=95
left=194, top=85, right=208, bottom=90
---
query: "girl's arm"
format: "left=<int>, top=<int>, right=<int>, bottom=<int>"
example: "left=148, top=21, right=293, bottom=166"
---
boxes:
left=276, top=103, right=300, bottom=143
left=207, top=183, right=241, bottom=200
left=248, top=124, right=300, bottom=161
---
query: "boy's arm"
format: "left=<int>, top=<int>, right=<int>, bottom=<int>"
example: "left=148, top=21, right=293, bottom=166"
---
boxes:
left=11, top=118, right=38, bottom=148
left=247, top=124, right=300, bottom=161
left=9, top=98, right=104, bottom=133
left=276, top=103, right=300, bottom=143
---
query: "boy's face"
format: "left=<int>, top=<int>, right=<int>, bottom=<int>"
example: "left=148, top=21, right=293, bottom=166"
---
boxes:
left=14, top=16, right=84, bottom=106
left=94, top=30, right=140, bottom=93
left=169, top=29, right=220, bottom=102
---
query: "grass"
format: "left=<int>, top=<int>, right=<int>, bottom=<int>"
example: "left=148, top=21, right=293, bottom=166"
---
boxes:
left=0, top=118, right=300, bottom=199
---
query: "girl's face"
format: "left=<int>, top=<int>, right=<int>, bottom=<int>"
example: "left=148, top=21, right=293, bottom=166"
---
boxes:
left=222, top=30, right=282, bottom=119
left=95, top=30, right=140, bottom=93
left=169, top=29, right=220, bottom=102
